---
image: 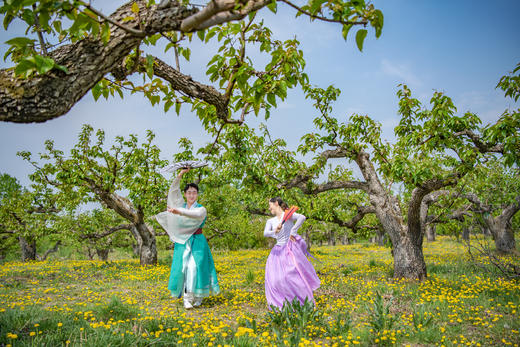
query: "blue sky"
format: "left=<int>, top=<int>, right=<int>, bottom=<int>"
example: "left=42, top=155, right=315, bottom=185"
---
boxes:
left=1, top=0, right=519, bottom=186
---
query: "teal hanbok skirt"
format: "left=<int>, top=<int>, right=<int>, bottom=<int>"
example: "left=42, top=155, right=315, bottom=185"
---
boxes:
left=168, top=233, right=220, bottom=298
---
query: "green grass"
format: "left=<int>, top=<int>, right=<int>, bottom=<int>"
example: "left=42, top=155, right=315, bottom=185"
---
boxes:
left=1, top=235, right=519, bottom=346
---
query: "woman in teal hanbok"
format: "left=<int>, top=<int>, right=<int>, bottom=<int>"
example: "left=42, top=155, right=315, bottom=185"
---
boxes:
left=156, top=168, right=220, bottom=309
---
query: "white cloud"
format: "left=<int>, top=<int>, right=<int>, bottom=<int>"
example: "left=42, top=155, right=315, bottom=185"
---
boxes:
left=381, top=59, right=422, bottom=87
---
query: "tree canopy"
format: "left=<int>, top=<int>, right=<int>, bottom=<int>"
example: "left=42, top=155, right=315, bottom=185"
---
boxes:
left=1, top=0, right=383, bottom=125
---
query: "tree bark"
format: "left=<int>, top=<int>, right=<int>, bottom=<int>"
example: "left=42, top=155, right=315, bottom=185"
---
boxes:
left=96, top=248, right=110, bottom=261
left=355, top=150, right=429, bottom=280
left=0, top=0, right=279, bottom=123
left=465, top=194, right=519, bottom=253
left=131, top=222, right=157, bottom=265
left=375, top=227, right=386, bottom=246
left=18, top=236, right=37, bottom=261
left=39, top=241, right=61, bottom=261
left=304, top=228, right=312, bottom=250
left=462, top=227, right=470, bottom=241
left=426, top=224, right=436, bottom=242
left=392, top=235, right=427, bottom=280
left=87, top=247, right=96, bottom=260
left=487, top=218, right=516, bottom=253
left=328, top=230, right=336, bottom=246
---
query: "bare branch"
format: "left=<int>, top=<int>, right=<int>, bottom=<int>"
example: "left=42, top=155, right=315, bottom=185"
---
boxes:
left=82, top=1, right=146, bottom=37
left=181, top=0, right=271, bottom=31
left=454, top=129, right=504, bottom=154
left=328, top=205, right=375, bottom=230
left=80, top=223, right=133, bottom=240
left=206, top=227, right=238, bottom=242
left=279, top=0, right=368, bottom=26
left=279, top=173, right=368, bottom=194
left=32, top=4, right=49, bottom=55
left=149, top=56, right=229, bottom=119
left=38, top=240, right=61, bottom=261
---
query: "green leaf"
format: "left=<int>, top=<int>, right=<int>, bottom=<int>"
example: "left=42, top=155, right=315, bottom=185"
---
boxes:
left=342, top=24, right=353, bottom=41
left=267, top=0, right=277, bottom=13
left=3, top=14, right=14, bottom=30
left=101, top=22, right=111, bottom=44
left=131, top=2, right=140, bottom=14
left=5, top=37, right=35, bottom=47
left=310, top=0, right=326, bottom=13
left=33, top=55, right=55, bottom=74
left=374, top=9, right=384, bottom=38
left=355, top=29, right=367, bottom=52
left=14, top=57, right=36, bottom=77
left=164, top=100, right=173, bottom=112
left=92, top=83, right=102, bottom=101
left=197, top=29, right=205, bottom=41
left=266, top=93, right=276, bottom=107
left=145, top=54, right=154, bottom=79
left=181, top=47, right=190, bottom=61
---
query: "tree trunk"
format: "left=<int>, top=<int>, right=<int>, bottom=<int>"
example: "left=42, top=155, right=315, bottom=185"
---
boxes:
left=392, top=236, right=427, bottom=280
left=375, top=227, right=385, bottom=246
left=462, top=227, right=470, bottom=241
left=489, top=220, right=516, bottom=253
left=305, top=229, right=312, bottom=251
left=96, top=248, right=110, bottom=261
left=87, top=247, right=95, bottom=260
left=355, top=150, right=428, bottom=280
left=426, top=224, right=436, bottom=242
left=328, top=230, right=336, bottom=246
left=18, top=236, right=37, bottom=261
left=132, top=222, right=157, bottom=265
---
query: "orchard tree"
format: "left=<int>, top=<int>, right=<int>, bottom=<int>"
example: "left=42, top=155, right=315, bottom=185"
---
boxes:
left=256, top=74, right=518, bottom=280
left=1, top=0, right=383, bottom=126
left=460, top=161, right=519, bottom=253
left=200, top=122, right=378, bottom=246
left=420, top=64, right=520, bottom=252
left=60, top=209, right=134, bottom=260
left=19, top=125, right=168, bottom=265
left=0, top=173, right=61, bottom=261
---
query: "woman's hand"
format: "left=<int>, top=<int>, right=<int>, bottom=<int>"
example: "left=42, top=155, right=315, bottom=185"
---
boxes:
left=177, top=167, right=190, bottom=178
left=275, top=224, right=282, bottom=233
left=289, top=235, right=296, bottom=242
left=167, top=206, right=181, bottom=215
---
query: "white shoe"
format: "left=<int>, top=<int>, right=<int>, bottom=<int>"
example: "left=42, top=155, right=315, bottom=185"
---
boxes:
left=193, top=299, right=202, bottom=307
left=184, top=300, right=193, bottom=309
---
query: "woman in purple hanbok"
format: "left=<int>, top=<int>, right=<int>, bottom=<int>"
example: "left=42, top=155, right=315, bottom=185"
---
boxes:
left=263, top=197, right=320, bottom=308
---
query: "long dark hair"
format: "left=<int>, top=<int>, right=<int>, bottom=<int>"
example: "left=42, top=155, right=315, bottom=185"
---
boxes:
left=269, top=197, right=288, bottom=210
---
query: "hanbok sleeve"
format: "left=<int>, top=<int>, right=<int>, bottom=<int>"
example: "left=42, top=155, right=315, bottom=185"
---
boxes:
left=155, top=176, right=200, bottom=244
left=167, top=176, right=184, bottom=208
left=176, top=206, right=207, bottom=220
left=264, top=219, right=276, bottom=238
left=289, top=212, right=306, bottom=236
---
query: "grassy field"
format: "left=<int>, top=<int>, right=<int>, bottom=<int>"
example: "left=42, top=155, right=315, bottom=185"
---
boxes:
left=1, top=236, right=519, bottom=346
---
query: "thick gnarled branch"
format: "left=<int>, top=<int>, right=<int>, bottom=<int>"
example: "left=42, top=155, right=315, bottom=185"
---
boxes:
left=79, top=223, right=133, bottom=240
left=278, top=174, right=368, bottom=194
left=455, top=129, right=504, bottom=154
left=0, top=1, right=197, bottom=123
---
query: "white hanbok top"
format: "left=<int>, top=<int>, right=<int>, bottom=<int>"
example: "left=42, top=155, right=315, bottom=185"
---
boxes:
left=155, top=176, right=206, bottom=244
left=264, top=212, right=306, bottom=246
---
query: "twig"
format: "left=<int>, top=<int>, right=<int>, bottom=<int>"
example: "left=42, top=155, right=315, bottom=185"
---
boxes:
left=279, top=0, right=368, bottom=26
left=81, top=1, right=146, bottom=37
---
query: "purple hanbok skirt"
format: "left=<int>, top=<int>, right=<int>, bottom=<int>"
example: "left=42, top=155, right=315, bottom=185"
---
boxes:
left=265, top=235, right=320, bottom=308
